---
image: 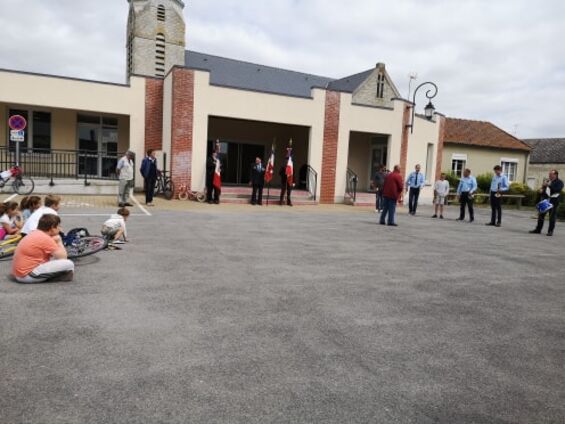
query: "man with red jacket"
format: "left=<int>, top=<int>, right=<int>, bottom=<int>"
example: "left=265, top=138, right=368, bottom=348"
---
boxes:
left=380, top=165, right=404, bottom=226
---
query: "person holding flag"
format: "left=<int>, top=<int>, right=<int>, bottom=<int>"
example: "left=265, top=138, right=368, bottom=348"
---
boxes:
left=279, top=142, right=294, bottom=206
left=206, top=141, right=222, bottom=204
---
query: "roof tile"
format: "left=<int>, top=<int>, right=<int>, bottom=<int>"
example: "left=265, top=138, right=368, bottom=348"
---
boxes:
left=445, top=118, right=530, bottom=152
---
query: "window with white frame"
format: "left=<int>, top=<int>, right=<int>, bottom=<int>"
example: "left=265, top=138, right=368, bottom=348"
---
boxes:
left=451, top=159, right=465, bottom=177
left=501, top=160, right=518, bottom=182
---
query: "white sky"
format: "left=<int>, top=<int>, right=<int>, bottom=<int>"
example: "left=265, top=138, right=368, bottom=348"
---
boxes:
left=0, top=0, right=564, bottom=138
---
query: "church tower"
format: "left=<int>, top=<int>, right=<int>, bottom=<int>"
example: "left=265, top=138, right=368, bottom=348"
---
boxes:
left=126, top=0, right=186, bottom=79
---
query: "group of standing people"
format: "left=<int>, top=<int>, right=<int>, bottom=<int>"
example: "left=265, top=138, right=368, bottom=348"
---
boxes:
left=372, top=163, right=563, bottom=236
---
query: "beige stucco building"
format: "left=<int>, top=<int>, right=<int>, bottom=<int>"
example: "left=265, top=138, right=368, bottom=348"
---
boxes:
left=441, top=118, right=530, bottom=183
left=523, top=138, right=565, bottom=189
left=1, top=0, right=444, bottom=203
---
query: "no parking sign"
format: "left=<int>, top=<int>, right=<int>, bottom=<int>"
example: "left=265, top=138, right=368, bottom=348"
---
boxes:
left=8, top=115, right=27, bottom=142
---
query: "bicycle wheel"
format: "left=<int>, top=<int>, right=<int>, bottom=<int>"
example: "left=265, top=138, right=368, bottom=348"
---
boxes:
left=164, top=180, right=174, bottom=200
left=178, top=191, right=189, bottom=201
left=196, top=192, right=206, bottom=203
left=154, top=178, right=162, bottom=195
left=66, top=236, right=107, bottom=259
left=0, top=244, right=17, bottom=260
left=12, top=176, right=35, bottom=195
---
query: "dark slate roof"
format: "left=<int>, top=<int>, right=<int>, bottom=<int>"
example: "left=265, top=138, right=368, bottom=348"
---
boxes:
left=185, top=50, right=334, bottom=98
left=523, top=138, right=565, bottom=163
left=326, top=69, right=373, bottom=92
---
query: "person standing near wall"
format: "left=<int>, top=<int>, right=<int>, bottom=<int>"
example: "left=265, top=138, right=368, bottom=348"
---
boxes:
left=486, top=165, right=509, bottom=227
left=206, top=151, right=221, bottom=204
left=405, top=164, right=425, bottom=216
left=372, top=164, right=386, bottom=213
left=380, top=165, right=404, bottom=226
left=117, top=150, right=135, bottom=207
left=249, top=157, right=265, bottom=205
left=140, top=149, right=158, bottom=206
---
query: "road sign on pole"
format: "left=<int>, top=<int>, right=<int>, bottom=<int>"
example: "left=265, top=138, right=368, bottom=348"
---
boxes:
left=8, top=115, right=27, bottom=131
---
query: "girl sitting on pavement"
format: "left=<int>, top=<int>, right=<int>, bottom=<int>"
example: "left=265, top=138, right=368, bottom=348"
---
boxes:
left=101, top=207, right=130, bottom=244
left=20, top=195, right=42, bottom=221
left=1, top=201, right=23, bottom=240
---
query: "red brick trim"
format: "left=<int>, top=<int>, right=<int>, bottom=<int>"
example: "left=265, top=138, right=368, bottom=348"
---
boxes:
left=435, top=116, right=446, bottom=180
left=144, top=78, right=164, bottom=152
left=399, top=103, right=411, bottom=181
left=170, top=68, right=194, bottom=192
left=320, top=91, right=341, bottom=204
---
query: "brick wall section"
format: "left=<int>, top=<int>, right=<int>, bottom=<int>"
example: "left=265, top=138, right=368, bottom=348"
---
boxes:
left=435, top=115, right=446, bottom=180
left=144, top=78, right=164, bottom=152
left=170, top=68, right=194, bottom=193
left=399, top=103, right=411, bottom=181
left=319, top=91, right=341, bottom=204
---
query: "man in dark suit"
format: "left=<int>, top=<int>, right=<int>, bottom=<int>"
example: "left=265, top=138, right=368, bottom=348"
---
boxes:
left=249, top=157, right=265, bottom=205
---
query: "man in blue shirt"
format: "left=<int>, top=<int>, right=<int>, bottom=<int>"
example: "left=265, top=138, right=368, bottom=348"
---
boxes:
left=487, top=165, right=510, bottom=227
left=405, top=164, right=425, bottom=215
left=456, top=168, right=478, bottom=222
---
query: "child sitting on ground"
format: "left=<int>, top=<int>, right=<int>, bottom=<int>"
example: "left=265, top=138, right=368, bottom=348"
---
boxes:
left=101, top=207, right=130, bottom=244
left=0, top=201, right=23, bottom=240
left=20, top=195, right=42, bottom=221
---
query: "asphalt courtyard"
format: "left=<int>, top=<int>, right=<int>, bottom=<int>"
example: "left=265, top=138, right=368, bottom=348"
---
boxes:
left=1, top=195, right=564, bottom=423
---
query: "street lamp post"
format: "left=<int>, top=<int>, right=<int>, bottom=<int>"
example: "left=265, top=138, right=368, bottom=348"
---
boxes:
left=406, top=81, right=438, bottom=133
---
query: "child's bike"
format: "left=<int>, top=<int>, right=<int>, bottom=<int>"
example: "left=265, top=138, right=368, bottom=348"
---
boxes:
left=177, top=183, right=206, bottom=202
left=0, top=165, right=35, bottom=195
left=63, top=228, right=108, bottom=259
left=0, top=235, right=23, bottom=260
left=0, top=229, right=108, bottom=261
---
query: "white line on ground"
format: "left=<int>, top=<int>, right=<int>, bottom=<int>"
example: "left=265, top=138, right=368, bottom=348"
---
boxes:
left=3, top=193, right=18, bottom=202
left=131, top=195, right=151, bottom=216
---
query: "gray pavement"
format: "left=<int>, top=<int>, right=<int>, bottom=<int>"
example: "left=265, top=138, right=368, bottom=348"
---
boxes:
left=1, top=202, right=564, bottom=423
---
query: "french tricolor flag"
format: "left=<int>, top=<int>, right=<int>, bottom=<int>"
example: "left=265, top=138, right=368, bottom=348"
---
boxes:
left=265, top=149, right=275, bottom=183
left=285, top=154, right=294, bottom=186
left=213, top=158, right=221, bottom=190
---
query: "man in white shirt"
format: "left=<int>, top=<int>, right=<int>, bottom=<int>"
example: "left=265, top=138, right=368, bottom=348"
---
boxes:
left=21, top=195, right=61, bottom=235
left=432, top=173, right=450, bottom=219
left=117, top=151, right=135, bottom=207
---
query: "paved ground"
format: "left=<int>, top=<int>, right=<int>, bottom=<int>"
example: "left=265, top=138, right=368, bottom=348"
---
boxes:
left=1, top=196, right=564, bottom=423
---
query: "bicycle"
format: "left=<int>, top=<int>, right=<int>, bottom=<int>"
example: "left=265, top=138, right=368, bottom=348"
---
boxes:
left=0, top=228, right=107, bottom=261
left=154, top=170, right=174, bottom=200
left=63, top=228, right=108, bottom=259
left=177, top=183, right=206, bottom=202
left=0, top=234, right=23, bottom=260
left=0, top=165, right=35, bottom=195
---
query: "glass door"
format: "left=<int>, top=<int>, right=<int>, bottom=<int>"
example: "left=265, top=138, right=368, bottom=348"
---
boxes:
left=77, top=115, right=119, bottom=178
left=370, top=145, right=387, bottom=187
left=78, top=123, right=99, bottom=176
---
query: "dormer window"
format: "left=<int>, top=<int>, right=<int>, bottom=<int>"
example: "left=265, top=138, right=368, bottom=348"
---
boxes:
left=157, top=4, right=166, bottom=21
left=376, top=73, right=385, bottom=99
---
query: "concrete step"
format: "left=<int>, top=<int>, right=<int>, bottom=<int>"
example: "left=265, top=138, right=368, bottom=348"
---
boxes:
left=220, top=197, right=318, bottom=206
left=221, top=186, right=313, bottom=198
left=345, top=192, right=377, bottom=207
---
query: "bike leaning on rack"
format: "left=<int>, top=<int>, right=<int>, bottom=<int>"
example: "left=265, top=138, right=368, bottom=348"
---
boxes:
left=0, top=165, right=35, bottom=195
left=154, top=169, right=174, bottom=200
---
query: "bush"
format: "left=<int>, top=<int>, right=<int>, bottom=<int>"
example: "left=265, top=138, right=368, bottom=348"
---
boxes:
left=475, top=173, right=493, bottom=193
left=445, top=172, right=460, bottom=190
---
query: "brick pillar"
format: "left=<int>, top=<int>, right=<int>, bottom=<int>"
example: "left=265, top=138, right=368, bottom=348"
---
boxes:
left=319, top=90, right=341, bottom=204
left=435, top=115, right=446, bottom=179
left=399, top=103, right=411, bottom=181
left=170, top=68, right=195, bottom=192
left=144, top=78, right=164, bottom=152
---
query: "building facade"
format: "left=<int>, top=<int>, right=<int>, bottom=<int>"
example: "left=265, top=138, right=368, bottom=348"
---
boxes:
left=0, top=0, right=444, bottom=203
left=441, top=118, right=530, bottom=184
left=524, top=138, right=565, bottom=189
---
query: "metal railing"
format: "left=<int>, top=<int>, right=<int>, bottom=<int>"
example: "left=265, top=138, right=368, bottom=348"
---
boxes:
left=305, top=165, right=318, bottom=201
left=346, top=168, right=359, bottom=202
left=0, top=146, right=127, bottom=186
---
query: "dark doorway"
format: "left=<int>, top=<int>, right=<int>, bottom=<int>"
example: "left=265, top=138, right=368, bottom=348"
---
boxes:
left=208, top=140, right=265, bottom=185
